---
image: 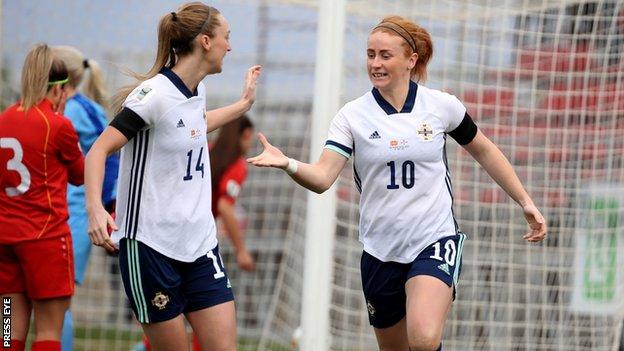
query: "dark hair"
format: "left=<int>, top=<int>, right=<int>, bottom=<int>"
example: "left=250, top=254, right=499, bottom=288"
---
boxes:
left=372, top=15, right=433, bottom=82
left=112, top=2, right=221, bottom=113
left=210, top=115, right=254, bottom=190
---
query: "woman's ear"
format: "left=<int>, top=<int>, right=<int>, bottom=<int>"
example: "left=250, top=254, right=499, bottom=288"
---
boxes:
left=199, top=34, right=212, bottom=51
left=409, top=52, right=419, bottom=70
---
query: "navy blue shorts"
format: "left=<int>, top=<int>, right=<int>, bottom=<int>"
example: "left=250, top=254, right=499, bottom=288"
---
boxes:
left=361, top=233, right=467, bottom=329
left=118, top=238, right=234, bottom=324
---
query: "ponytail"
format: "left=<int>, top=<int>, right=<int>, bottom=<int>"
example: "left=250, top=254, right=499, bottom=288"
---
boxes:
left=53, top=46, right=109, bottom=111
left=82, top=58, right=108, bottom=110
left=112, top=2, right=221, bottom=113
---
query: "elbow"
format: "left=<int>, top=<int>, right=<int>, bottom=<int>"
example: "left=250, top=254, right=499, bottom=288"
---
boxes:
left=311, top=181, right=331, bottom=194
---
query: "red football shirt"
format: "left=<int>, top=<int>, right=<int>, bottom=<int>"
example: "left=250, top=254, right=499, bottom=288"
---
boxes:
left=0, top=99, right=84, bottom=243
left=211, top=157, right=247, bottom=217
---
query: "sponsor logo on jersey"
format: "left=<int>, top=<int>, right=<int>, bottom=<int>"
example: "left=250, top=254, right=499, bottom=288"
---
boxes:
left=389, top=139, right=409, bottom=151
left=369, top=131, right=381, bottom=139
left=417, top=123, right=434, bottom=141
left=176, top=119, right=186, bottom=128
left=190, top=128, right=202, bottom=140
left=366, top=300, right=376, bottom=316
left=437, top=263, right=450, bottom=275
left=151, top=291, right=170, bottom=310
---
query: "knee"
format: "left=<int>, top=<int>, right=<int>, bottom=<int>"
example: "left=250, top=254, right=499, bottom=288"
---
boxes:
left=408, top=329, right=442, bottom=351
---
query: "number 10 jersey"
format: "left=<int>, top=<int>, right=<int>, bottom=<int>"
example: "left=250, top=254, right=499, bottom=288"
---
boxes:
left=324, top=81, right=477, bottom=263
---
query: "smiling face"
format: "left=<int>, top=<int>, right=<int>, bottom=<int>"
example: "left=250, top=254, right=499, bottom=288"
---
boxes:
left=367, top=30, right=417, bottom=91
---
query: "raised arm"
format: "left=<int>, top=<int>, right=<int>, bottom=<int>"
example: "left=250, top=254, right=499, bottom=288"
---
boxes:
left=85, top=126, right=127, bottom=253
left=205, top=65, right=261, bottom=132
left=247, top=133, right=348, bottom=194
left=462, top=130, right=547, bottom=242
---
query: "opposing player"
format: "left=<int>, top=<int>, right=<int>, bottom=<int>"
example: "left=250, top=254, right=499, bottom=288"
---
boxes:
left=84, top=3, right=260, bottom=351
left=52, top=45, right=119, bottom=351
left=210, top=115, right=255, bottom=271
left=0, top=44, right=84, bottom=351
left=248, top=16, right=547, bottom=351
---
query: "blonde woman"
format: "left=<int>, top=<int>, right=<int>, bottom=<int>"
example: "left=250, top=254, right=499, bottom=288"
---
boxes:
left=0, top=44, right=83, bottom=351
left=85, top=3, right=260, bottom=350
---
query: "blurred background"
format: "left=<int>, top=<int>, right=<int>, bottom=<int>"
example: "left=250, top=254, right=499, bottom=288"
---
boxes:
left=1, top=0, right=623, bottom=350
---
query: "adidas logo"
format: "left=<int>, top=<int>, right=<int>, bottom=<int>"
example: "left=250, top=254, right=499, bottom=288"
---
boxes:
left=369, top=131, right=381, bottom=139
left=176, top=119, right=186, bottom=128
left=437, top=263, right=450, bottom=275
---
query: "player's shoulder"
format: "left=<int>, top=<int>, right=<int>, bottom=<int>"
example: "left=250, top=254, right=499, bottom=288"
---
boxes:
left=339, top=90, right=375, bottom=118
left=64, top=98, right=89, bottom=121
left=0, top=102, right=20, bottom=120
left=126, top=74, right=174, bottom=105
left=417, top=84, right=459, bottom=103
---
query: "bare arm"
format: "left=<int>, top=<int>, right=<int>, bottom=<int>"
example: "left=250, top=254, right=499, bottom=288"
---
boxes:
left=205, top=66, right=261, bottom=132
left=218, top=198, right=255, bottom=271
left=85, top=127, right=128, bottom=253
left=462, top=130, right=547, bottom=242
left=247, top=133, right=348, bottom=193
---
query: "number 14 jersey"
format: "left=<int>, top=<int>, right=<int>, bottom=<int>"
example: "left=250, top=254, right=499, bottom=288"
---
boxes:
left=325, top=81, right=477, bottom=263
left=112, top=71, right=216, bottom=262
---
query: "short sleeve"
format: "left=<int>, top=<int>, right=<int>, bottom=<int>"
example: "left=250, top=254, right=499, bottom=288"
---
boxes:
left=442, top=94, right=478, bottom=145
left=218, top=160, right=247, bottom=205
left=442, top=95, right=467, bottom=132
left=324, top=109, right=353, bottom=159
left=123, top=83, right=159, bottom=126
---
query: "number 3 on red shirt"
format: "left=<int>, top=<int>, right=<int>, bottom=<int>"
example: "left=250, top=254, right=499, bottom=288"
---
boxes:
left=1, top=137, right=31, bottom=196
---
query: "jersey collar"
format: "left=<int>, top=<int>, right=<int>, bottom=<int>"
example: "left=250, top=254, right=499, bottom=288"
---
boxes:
left=160, top=67, right=198, bottom=99
left=371, top=80, right=418, bottom=115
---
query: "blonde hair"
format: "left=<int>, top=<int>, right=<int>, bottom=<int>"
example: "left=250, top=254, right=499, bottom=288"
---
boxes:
left=20, top=44, right=68, bottom=111
left=372, top=15, right=433, bottom=82
left=112, top=2, right=221, bottom=113
left=53, top=46, right=108, bottom=110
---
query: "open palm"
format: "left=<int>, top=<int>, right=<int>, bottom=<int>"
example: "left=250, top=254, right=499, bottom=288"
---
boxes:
left=246, top=132, right=289, bottom=169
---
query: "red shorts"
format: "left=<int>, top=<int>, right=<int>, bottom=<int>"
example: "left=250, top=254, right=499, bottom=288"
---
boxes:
left=0, top=234, right=74, bottom=299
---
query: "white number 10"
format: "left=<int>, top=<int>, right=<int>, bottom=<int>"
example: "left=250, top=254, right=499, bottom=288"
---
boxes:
left=1, top=138, right=31, bottom=197
left=430, top=239, right=457, bottom=266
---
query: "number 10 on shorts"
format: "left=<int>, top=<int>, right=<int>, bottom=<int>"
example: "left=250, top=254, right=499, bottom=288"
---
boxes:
left=430, top=239, right=457, bottom=266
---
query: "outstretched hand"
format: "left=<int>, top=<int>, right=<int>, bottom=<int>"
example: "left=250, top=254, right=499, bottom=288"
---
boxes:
left=522, top=204, right=547, bottom=242
left=241, top=65, right=262, bottom=105
left=246, top=132, right=289, bottom=169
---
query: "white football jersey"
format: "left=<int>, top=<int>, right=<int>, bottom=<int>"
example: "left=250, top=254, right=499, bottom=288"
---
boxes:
left=111, top=69, right=217, bottom=262
left=325, top=81, right=473, bottom=263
